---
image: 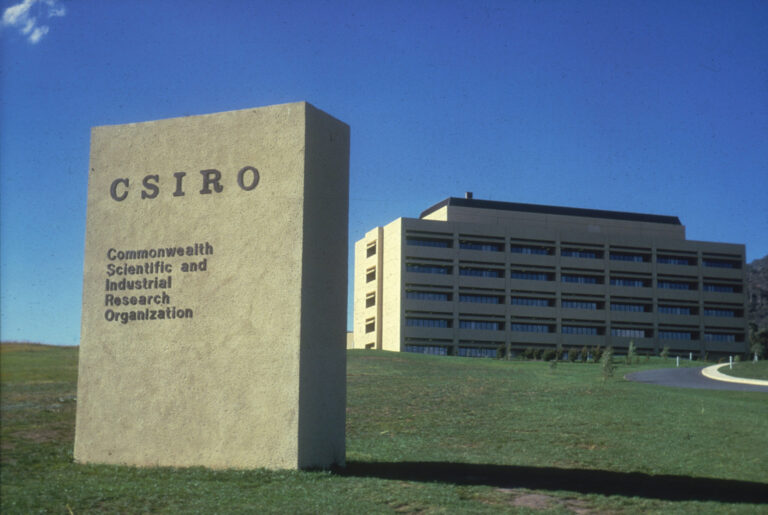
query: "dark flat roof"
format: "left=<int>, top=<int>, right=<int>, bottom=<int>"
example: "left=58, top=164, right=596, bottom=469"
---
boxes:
left=419, top=197, right=682, bottom=225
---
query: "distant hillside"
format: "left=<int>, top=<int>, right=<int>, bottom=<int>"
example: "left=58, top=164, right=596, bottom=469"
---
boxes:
left=747, top=255, right=768, bottom=331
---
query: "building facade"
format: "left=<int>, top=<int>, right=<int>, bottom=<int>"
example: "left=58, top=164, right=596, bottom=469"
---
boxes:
left=353, top=196, right=748, bottom=358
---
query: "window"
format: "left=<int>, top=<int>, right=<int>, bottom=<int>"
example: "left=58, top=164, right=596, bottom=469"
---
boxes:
left=365, top=318, right=375, bottom=333
left=610, top=278, right=647, bottom=287
left=610, top=303, right=647, bottom=312
left=406, top=318, right=450, bottom=328
left=510, top=271, right=551, bottom=281
left=562, top=274, right=599, bottom=284
left=405, top=344, right=448, bottom=355
left=406, top=291, right=450, bottom=302
left=458, top=347, right=498, bottom=358
left=562, top=249, right=600, bottom=259
left=366, top=267, right=376, bottom=282
left=658, top=306, right=691, bottom=315
left=610, top=253, right=646, bottom=262
left=407, top=263, right=451, bottom=275
left=562, top=325, right=599, bottom=335
left=366, top=242, right=376, bottom=257
left=460, top=294, right=501, bottom=304
left=611, top=328, right=647, bottom=338
left=703, top=259, right=739, bottom=269
left=460, top=241, right=502, bottom=252
left=365, top=292, right=375, bottom=308
left=658, top=280, right=691, bottom=290
left=511, top=297, right=551, bottom=307
left=406, top=237, right=451, bottom=248
left=704, top=333, right=736, bottom=342
left=510, top=245, right=551, bottom=255
left=703, top=308, right=735, bottom=317
left=703, top=284, right=737, bottom=293
left=562, top=300, right=597, bottom=310
left=658, top=256, right=694, bottom=265
left=658, top=330, right=692, bottom=340
left=460, top=267, right=503, bottom=278
left=459, top=320, right=503, bottom=330
left=510, top=323, right=551, bottom=333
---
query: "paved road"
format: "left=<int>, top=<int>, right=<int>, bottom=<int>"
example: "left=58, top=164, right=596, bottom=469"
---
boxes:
left=625, top=367, right=768, bottom=393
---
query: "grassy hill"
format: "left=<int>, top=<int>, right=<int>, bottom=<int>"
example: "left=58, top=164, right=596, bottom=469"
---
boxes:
left=1, top=344, right=767, bottom=513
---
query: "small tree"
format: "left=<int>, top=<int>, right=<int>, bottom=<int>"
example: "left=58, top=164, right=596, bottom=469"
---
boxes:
left=601, top=346, right=615, bottom=380
left=580, top=345, right=588, bottom=363
left=660, top=346, right=670, bottom=360
left=626, top=340, right=636, bottom=365
left=749, top=324, right=767, bottom=359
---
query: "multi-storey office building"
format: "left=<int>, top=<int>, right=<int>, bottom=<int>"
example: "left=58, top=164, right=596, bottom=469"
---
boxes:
left=353, top=196, right=748, bottom=358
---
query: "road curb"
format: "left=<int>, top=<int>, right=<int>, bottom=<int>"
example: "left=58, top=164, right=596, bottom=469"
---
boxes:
left=701, top=364, right=768, bottom=386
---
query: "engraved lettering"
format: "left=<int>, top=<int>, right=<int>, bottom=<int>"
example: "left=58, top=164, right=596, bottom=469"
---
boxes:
left=110, top=178, right=129, bottom=201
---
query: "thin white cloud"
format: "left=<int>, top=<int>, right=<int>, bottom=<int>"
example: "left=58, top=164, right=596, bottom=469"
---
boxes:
left=28, top=24, right=48, bottom=43
left=1, top=0, right=65, bottom=44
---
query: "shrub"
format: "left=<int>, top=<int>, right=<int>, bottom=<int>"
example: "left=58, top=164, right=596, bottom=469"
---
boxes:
left=541, top=349, right=556, bottom=362
left=626, top=341, right=636, bottom=365
left=568, top=348, right=578, bottom=362
left=580, top=345, right=588, bottom=363
left=661, top=346, right=670, bottom=360
left=601, top=346, right=615, bottom=380
left=523, top=347, right=535, bottom=360
left=592, top=345, right=603, bottom=363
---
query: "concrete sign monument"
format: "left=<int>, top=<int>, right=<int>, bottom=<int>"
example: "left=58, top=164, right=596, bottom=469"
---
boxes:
left=74, top=102, right=349, bottom=469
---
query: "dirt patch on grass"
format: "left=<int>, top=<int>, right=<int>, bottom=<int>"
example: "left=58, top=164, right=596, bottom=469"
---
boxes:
left=498, top=489, right=597, bottom=514
left=511, top=493, right=553, bottom=509
left=13, top=428, right=64, bottom=443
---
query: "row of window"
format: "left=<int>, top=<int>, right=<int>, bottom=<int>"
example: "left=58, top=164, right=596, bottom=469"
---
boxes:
left=402, top=238, right=741, bottom=268
left=404, top=344, right=448, bottom=355
left=404, top=290, right=740, bottom=317
left=562, top=300, right=598, bottom=310
left=563, top=326, right=600, bottom=335
left=405, top=317, right=741, bottom=340
left=457, top=347, right=499, bottom=358
left=404, top=344, right=498, bottom=357
left=405, top=264, right=741, bottom=292
left=459, top=294, right=501, bottom=304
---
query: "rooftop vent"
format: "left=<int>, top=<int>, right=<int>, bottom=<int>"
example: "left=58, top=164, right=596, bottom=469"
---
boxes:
left=465, top=191, right=473, bottom=199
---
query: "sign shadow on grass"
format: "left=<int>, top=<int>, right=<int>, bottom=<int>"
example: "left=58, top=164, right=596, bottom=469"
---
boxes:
left=333, top=461, right=768, bottom=504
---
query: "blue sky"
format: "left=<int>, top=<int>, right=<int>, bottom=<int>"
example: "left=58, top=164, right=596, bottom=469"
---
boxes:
left=1, top=0, right=766, bottom=346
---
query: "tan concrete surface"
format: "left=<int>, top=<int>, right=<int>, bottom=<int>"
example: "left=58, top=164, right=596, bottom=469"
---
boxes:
left=75, top=102, right=349, bottom=470
left=701, top=363, right=768, bottom=386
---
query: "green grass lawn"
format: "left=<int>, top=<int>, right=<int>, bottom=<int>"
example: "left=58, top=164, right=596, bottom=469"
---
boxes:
left=2, top=344, right=767, bottom=513
left=719, top=360, right=768, bottom=381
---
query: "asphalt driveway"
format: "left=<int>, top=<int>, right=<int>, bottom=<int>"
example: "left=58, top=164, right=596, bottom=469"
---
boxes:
left=625, top=366, right=768, bottom=393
